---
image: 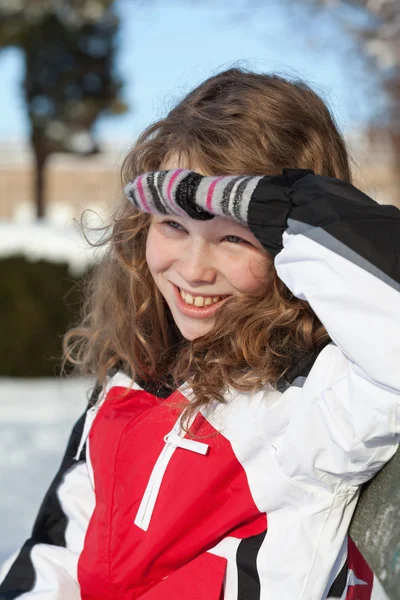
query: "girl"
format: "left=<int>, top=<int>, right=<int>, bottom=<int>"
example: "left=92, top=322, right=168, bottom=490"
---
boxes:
left=1, top=68, right=399, bottom=600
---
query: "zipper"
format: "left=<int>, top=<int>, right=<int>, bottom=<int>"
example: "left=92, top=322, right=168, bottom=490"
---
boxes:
left=74, top=404, right=101, bottom=461
left=134, top=417, right=209, bottom=531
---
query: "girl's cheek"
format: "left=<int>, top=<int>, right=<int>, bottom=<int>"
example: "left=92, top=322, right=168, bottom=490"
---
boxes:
left=229, top=256, right=270, bottom=294
left=146, top=228, right=178, bottom=273
left=145, top=228, right=163, bottom=272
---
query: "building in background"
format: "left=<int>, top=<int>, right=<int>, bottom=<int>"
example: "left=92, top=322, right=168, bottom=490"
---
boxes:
left=0, top=139, right=125, bottom=223
left=0, top=131, right=398, bottom=224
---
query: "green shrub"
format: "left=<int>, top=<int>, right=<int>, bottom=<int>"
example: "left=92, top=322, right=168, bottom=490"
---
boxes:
left=0, top=256, right=86, bottom=377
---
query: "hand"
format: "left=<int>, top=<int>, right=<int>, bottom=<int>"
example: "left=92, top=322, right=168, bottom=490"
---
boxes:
left=124, top=168, right=313, bottom=225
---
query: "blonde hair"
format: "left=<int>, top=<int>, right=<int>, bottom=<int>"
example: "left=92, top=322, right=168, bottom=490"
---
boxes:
left=64, top=68, right=351, bottom=425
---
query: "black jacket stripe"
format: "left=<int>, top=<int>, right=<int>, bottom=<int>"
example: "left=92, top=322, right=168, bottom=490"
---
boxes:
left=276, top=345, right=328, bottom=393
left=327, top=559, right=348, bottom=598
left=236, top=528, right=267, bottom=600
left=287, top=218, right=400, bottom=293
left=0, top=541, right=36, bottom=600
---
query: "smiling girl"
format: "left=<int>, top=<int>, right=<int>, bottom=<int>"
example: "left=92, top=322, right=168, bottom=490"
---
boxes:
left=146, top=207, right=270, bottom=341
left=1, top=68, right=399, bottom=600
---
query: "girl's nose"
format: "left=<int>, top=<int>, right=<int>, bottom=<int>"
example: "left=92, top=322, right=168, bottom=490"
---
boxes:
left=178, top=246, right=217, bottom=285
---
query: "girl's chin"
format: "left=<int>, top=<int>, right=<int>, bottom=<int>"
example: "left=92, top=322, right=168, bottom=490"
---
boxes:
left=174, top=317, right=214, bottom=341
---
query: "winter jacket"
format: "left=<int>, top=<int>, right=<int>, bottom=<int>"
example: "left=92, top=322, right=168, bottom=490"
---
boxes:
left=1, top=173, right=399, bottom=600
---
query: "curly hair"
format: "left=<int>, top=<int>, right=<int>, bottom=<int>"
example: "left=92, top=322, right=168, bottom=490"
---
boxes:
left=64, top=67, right=352, bottom=427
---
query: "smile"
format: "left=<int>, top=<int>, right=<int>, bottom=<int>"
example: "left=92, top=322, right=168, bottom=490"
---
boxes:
left=179, top=288, right=229, bottom=307
left=171, top=284, right=231, bottom=319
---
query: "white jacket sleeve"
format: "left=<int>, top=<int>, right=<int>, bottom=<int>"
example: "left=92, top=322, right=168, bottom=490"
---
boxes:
left=0, top=397, right=97, bottom=599
left=247, top=173, right=400, bottom=488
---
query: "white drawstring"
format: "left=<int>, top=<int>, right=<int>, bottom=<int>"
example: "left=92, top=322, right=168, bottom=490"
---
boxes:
left=74, top=405, right=99, bottom=461
left=163, top=431, right=209, bottom=455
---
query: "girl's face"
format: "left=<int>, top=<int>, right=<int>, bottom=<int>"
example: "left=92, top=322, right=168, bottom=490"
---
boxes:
left=145, top=160, right=272, bottom=341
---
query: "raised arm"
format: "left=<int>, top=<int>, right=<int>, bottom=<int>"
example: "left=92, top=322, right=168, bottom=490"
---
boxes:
left=247, top=171, right=400, bottom=393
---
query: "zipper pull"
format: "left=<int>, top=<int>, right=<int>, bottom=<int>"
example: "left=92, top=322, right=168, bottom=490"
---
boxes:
left=74, top=405, right=99, bottom=461
left=164, top=432, right=209, bottom=455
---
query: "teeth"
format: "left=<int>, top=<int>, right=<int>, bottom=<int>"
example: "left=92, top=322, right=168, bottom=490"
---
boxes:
left=185, top=293, right=194, bottom=305
left=194, top=296, right=204, bottom=307
left=179, top=288, right=224, bottom=307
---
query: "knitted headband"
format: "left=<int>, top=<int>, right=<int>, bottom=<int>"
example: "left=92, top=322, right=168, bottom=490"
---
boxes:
left=123, top=168, right=263, bottom=225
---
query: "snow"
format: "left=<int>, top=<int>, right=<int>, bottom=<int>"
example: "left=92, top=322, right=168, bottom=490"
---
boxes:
left=0, top=220, right=104, bottom=276
left=0, top=377, right=93, bottom=564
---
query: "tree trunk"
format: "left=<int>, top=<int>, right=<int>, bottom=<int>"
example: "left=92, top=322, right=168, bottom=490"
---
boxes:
left=34, top=151, right=48, bottom=219
left=350, top=448, right=400, bottom=599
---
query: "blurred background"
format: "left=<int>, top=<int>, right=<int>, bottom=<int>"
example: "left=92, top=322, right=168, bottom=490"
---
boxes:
left=0, top=0, right=399, bottom=568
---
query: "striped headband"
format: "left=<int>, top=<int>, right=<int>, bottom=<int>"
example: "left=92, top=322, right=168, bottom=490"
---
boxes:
left=123, top=169, right=263, bottom=224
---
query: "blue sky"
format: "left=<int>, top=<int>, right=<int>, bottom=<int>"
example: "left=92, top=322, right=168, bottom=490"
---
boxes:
left=0, top=0, right=381, bottom=145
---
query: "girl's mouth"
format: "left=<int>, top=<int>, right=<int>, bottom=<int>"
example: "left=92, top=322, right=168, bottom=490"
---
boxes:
left=172, top=284, right=231, bottom=319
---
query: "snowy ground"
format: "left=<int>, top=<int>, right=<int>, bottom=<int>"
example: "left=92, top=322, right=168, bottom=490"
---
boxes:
left=0, top=377, right=93, bottom=564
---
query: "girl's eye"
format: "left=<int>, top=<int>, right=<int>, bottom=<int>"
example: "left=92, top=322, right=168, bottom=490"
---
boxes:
left=162, top=220, right=185, bottom=231
left=161, top=221, right=248, bottom=244
left=224, top=235, right=248, bottom=244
